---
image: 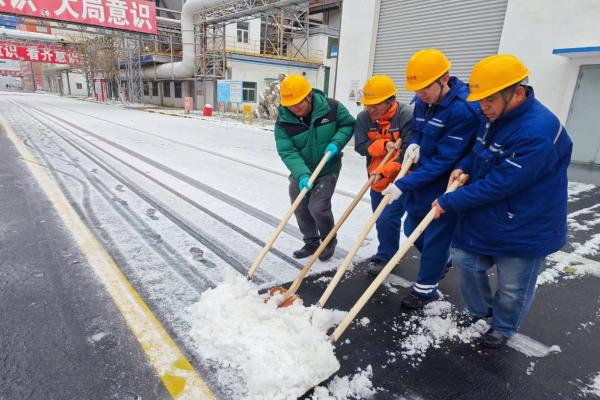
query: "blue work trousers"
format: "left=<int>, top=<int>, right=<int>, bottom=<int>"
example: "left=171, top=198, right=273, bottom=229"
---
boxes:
left=404, top=211, right=456, bottom=296
left=452, top=248, right=545, bottom=337
left=370, top=189, right=405, bottom=262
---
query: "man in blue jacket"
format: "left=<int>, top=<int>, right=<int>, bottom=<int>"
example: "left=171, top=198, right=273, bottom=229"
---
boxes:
left=382, top=49, right=481, bottom=309
left=434, top=54, right=573, bottom=348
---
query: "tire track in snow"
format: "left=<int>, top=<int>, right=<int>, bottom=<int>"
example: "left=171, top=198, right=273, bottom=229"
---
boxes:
left=31, top=101, right=369, bottom=204
left=26, top=103, right=349, bottom=264
left=27, top=104, right=306, bottom=241
left=13, top=103, right=219, bottom=290
left=14, top=100, right=267, bottom=282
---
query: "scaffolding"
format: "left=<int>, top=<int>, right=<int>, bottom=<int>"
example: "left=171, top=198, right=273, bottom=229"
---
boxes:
left=193, top=0, right=312, bottom=83
left=121, top=35, right=144, bottom=103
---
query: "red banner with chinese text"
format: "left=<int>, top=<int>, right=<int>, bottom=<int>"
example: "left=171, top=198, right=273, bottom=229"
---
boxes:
left=0, top=0, right=157, bottom=34
left=0, top=40, right=80, bottom=64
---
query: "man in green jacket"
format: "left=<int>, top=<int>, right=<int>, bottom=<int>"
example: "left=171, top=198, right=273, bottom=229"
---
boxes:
left=275, top=74, right=355, bottom=261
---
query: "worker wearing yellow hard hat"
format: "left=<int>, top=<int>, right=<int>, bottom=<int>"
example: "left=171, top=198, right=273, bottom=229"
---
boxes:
left=433, top=54, right=573, bottom=349
left=353, top=75, right=413, bottom=275
left=382, top=49, right=482, bottom=309
left=274, top=74, right=356, bottom=261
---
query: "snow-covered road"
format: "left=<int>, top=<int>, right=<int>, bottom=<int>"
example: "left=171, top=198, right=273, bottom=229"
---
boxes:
left=0, top=92, right=386, bottom=398
left=3, top=92, right=599, bottom=400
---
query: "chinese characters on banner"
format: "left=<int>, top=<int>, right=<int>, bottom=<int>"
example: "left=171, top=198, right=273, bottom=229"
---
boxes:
left=0, top=41, right=81, bottom=65
left=0, top=0, right=157, bottom=34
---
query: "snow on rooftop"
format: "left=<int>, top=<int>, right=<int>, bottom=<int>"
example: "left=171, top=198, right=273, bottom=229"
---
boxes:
left=188, top=271, right=347, bottom=399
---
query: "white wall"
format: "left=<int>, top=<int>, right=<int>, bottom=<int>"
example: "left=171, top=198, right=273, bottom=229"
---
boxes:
left=225, top=17, right=262, bottom=53
left=498, top=0, right=600, bottom=123
left=63, top=70, right=88, bottom=96
left=334, top=0, right=380, bottom=116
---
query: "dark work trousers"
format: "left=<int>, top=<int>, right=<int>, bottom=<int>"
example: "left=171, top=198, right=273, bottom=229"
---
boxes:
left=404, top=211, right=457, bottom=297
left=288, top=172, right=339, bottom=246
left=370, top=189, right=406, bottom=262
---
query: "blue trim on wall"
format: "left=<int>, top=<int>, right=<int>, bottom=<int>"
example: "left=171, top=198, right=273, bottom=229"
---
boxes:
left=552, top=46, right=600, bottom=55
left=227, top=55, right=320, bottom=70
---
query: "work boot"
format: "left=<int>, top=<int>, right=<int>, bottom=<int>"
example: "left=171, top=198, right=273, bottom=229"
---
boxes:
left=367, top=256, right=387, bottom=276
left=400, top=290, right=439, bottom=309
left=293, top=243, right=319, bottom=259
left=481, top=328, right=508, bottom=349
left=457, top=310, right=492, bottom=328
left=318, top=239, right=337, bottom=261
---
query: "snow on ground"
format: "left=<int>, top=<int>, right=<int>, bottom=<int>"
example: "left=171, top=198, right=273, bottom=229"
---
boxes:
left=568, top=182, right=597, bottom=202
left=388, top=301, right=488, bottom=366
left=537, top=251, right=600, bottom=286
left=580, top=372, right=600, bottom=397
left=3, top=93, right=600, bottom=398
left=311, top=366, right=379, bottom=400
left=188, top=271, right=346, bottom=400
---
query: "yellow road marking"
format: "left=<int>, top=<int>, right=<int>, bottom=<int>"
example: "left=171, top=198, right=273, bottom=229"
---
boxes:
left=0, top=115, right=217, bottom=400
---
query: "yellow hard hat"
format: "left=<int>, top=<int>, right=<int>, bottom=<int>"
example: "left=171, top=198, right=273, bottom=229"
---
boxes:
left=280, top=74, right=312, bottom=106
left=405, top=49, right=452, bottom=91
left=361, top=75, right=397, bottom=105
left=467, top=54, right=529, bottom=101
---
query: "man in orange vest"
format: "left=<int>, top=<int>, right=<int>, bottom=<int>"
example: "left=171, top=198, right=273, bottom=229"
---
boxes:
left=353, top=75, right=413, bottom=275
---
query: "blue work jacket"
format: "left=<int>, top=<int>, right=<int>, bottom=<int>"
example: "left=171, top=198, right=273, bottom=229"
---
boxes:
left=397, top=77, right=481, bottom=215
left=438, top=87, right=573, bottom=258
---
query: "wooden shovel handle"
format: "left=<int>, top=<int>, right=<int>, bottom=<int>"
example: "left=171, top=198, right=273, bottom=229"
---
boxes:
left=329, top=174, right=466, bottom=342
left=318, top=155, right=413, bottom=307
left=247, top=151, right=332, bottom=280
left=282, top=141, right=402, bottom=298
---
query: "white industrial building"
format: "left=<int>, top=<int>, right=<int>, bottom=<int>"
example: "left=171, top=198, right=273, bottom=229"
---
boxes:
left=335, top=0, right=600, bottom=164
left=139, top=0, right=342, bottom=111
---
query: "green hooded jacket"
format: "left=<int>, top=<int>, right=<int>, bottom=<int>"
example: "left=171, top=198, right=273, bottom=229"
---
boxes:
left=274, top=89, right=356, bottom=180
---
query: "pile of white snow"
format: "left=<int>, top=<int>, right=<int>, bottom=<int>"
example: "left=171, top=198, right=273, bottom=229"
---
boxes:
left=188, top=271, right=347, bottom=399
left=311, top=365, right=379, bottom=400
left=395, top=301, right=488, bottom=365
left=581, top=372, right=600, bottom=397
left=568, top=182, right=596, bottom=201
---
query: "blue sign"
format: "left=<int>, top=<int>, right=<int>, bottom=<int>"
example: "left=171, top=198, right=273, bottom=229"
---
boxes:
left=217, top=80, right=243, bottom=104
left=0, top=16, right=19, bottom=29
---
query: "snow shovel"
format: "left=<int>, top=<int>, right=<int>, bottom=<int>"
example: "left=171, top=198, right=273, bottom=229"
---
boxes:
left=247, top=151, right=332, bottom=280
left=318, top=155, right=414, bottom=308
left=274, top=141, right=402, bottom=307
left=328, top=174, right=468, bottom=342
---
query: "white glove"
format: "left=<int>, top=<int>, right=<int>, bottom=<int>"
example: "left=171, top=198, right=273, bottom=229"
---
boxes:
left=404, top=143, right=420, bottom=164
left=382, top=183, right=403, bottom=204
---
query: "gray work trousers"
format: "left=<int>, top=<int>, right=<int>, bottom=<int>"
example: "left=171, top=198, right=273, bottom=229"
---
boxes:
left=288, top=172, right=339, bottom=245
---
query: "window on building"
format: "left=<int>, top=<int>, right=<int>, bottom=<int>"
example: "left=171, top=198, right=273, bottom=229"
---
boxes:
left=237, top=21, right=249, bottom=43
left=152, top=82, right=158, bottom=96
left=76, top=83, right=83, bottom=90
left=242, top=81, right=256, bottom=102
left=174, top=81, right=182, bottom=98
left=143, top=81, right=149, bottom=96
left=163, top=81, right=171, bottom=97
left=327, top=37, right=339, bottom=59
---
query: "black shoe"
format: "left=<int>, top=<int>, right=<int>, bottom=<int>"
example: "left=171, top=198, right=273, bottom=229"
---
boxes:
left=481, top=328, right=508, bottom=349
left=401, top=290, right=440, bottom=309
left=293, top=243, right=319, bottom=259
left=367, top=256, right=387, bottom=276
left=457, top=310, right=492, bottom=328
left=318, top=239, right=337, bottom=261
